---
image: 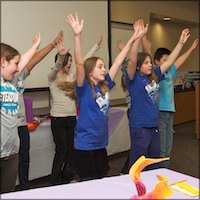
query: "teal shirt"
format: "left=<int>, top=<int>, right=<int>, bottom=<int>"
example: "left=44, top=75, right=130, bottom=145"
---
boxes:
left=159, top=64, right=178, bottom=112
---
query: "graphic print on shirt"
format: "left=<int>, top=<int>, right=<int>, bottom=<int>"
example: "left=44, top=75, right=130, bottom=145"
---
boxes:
left=0, top=82, right=19, bottom=115
left=16, top=77, right=25, bottom=94
left=145, top=80, right=160, bottom=104
left=96, top=92, right=109, bottom=117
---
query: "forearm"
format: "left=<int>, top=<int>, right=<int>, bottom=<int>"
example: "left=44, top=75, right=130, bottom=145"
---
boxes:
left=74, top=35, right=85, bottom=85
left=74, top=35, right=84, bottom=66
left=161, top=42, right=184, bottom=74
left=127, top=38, right=141, bottom=79
left=129, top=38, right=140, bottom=64
left=109, top=39, right=133, bottom=80
left=48, top=55, right=65, bottom=81
left=26, top=43, right=54, bottom=72
left=141, top=35, right=151, bottom=55
left=114, top=39, right=133, bottom=66
left=84, top=43, right=100, bottom=60
left=18, top=44, right=40, bottom=73
left=175, top=48, right=193, bottom=69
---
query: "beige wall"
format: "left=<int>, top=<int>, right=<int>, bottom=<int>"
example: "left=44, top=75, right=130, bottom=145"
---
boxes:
left=25, top=1, right=200, bottom=108
left=109, top=1, right=199, bottom=102
left=110, top=1, right=199, bottom=24
left=150, top=18, right=199, bottom=72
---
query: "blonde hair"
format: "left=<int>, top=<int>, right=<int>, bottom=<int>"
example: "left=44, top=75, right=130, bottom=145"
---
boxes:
left=84, top=56, right=108, bottom=98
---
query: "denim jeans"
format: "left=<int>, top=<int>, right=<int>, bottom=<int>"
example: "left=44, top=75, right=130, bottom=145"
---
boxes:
left=158, top=111, right=174, bottom=168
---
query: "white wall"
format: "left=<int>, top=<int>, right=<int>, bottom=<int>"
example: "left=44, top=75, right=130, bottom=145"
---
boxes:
left=2, top=1, right=109, bottom=109
left=1, top=1, right=109, bottom=88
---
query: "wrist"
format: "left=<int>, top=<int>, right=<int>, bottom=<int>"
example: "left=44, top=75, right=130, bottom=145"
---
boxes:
left=178, top=41, right=184, bottom=45
left=50, top=42, right=56, bottom=48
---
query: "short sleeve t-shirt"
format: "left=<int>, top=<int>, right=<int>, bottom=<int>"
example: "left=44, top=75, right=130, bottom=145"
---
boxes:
left=0, top=77, right=19, bottom=158
left=158, top=64, right=178, bottom=112
left=74, top=74, right=115, bottom=150
left=126, top=67, right=164, bottom=128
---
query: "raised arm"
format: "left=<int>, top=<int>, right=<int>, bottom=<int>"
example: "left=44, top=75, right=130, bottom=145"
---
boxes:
left=174, top=38, right=199, bottom=69
left=127, top=19, right=148, bottom=80
left=48, top=38, right=70, bottom=81
left=137, top=19, right=151, bottom=56
left=116, top=40, right=125, bottom=51
left=160, top=28, right=190, bottom=74
left=67, top=13, right=84, bottom=87
left=84, top=35, right=103, bottom=60
left=26, top=30, right=64, bottom=72
left=17, top=33, right=41, bottom=74
left=141, top=34, right=151, bottom=56
left=108, top=20, right=146, bottom=81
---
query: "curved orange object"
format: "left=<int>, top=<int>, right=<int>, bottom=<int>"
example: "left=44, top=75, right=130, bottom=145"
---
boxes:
left=129, top=155, right=173, bottom=199
left=27, top=121, right=39, bottom=131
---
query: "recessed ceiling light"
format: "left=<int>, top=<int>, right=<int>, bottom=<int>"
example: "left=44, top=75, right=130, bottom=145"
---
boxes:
left=163, top=17, right=171, bottom=21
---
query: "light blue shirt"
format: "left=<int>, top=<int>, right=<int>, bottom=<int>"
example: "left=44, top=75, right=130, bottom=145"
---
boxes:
left=159, top=64, right=178, bottom=112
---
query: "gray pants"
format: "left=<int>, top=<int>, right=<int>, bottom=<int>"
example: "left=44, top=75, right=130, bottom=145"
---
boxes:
left=158, top=111, right=174, bottom=168
left=0, top=154, right=19, bottom=194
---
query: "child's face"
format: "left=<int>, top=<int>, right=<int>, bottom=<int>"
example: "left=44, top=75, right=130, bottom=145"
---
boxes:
left=139, top=56, right=152, bottom=75
left=63, top=56, right=72, bottom=74
left=90, top=59, right=106, bottom=84
left=1, top=55, right=20, bottom=81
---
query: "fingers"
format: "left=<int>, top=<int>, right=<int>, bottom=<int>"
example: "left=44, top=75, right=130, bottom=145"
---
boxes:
left=57, top=30, right=64, bottom=40
left=32, top=33, right=41, bottom=45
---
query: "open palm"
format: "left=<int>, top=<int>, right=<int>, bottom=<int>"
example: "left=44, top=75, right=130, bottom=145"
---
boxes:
left=66, top=13, right=84, bottom=36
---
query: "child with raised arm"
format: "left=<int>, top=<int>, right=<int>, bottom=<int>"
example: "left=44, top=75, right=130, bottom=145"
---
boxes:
left=126, top=26, right=190, bottom=170
left=153, top=38, right=199, bottom=168
left=141, top=26, right=198, bottom=168
left=11, top=31, right=63, bottom=190
left=48, top=33, right=103, bottom=185
left=66, top=13, right=145, bottom=181
left=0, top=33, right=40, bottom=194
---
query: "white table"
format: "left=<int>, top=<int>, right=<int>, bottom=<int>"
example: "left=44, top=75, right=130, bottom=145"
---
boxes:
left=4, top=169, right=199, bottom=199
left=24, top=106, right=130, bottom=181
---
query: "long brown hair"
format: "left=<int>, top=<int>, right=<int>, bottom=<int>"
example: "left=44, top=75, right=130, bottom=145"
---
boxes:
left=120, top=52, right=159, bottom=91
left=137, top=52, right=159, bottom=83
left=84, top=56, right=108, bottom=98
left=53, top=52, right=76, bottom=100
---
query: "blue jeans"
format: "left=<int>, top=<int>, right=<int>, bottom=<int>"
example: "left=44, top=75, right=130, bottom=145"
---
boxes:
left=158, top=111, right=174, bottom=168
left=129, top=127, right=160, bottom=170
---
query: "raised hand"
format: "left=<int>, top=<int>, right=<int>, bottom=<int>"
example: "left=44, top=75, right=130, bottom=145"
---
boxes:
left=116, top=40, right=125, bottom=51
left=52, top=30, right=64, bottom=47
left=55, top=39, right=70, bottom=56
left=32, top=33, right=41, bottom=50
left=179, top=28, right=190, bottom=44
left=190, top=38, right=199, bottom=50
left=66, top=13, right=84, bottom=36
left=130, top=22, right=146, bottom=43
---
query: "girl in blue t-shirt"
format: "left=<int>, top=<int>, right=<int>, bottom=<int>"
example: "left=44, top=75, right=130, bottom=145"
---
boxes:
left=125, top=21, right=190, bottom=170
left=66, top=13, right=145, bottom=181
